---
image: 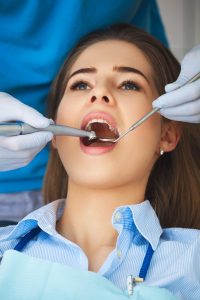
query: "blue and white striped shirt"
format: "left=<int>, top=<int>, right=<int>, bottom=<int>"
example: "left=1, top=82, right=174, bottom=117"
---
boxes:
left=0, top=199, right=199, bottom=299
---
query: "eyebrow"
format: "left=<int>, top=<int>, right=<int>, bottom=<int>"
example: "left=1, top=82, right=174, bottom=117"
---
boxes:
left=113, top=66, right=149, bottom=83
left=68, top=67, right=96, bottom=80
left=68, top=66, right=149, bottom=83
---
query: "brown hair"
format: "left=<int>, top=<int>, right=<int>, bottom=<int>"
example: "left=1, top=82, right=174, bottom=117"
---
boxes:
left=43, top=24, right=200, bottom=229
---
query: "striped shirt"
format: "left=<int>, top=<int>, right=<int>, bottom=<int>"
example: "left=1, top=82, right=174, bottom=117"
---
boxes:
left=0, top=199, right=199, bottom=299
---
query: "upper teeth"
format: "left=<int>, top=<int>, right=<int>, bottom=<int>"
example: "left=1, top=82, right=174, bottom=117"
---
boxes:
left=85, top=118, right=117, bottom=133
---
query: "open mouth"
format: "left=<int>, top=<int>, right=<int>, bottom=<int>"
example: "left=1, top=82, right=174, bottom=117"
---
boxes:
left=81, top=119, right=119, bottom=147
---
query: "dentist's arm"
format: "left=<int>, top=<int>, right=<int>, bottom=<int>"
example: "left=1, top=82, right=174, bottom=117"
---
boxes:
left=0, top=93, right=53, bottom=171
left=153, top=44, right=200, bottom=123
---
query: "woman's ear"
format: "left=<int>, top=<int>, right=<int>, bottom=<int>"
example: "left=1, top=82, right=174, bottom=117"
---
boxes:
left=160, top=121, right=182, bottom=153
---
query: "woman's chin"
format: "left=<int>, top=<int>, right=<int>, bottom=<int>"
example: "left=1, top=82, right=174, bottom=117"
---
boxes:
left=68, top=174, right=121, bottom=190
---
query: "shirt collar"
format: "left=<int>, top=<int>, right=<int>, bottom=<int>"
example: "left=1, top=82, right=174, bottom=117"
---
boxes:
left=0, top=199, right=65, bottom=241
left=112, top=200, right=163, bottom=251
left=0, top=199, right=162, bottom=250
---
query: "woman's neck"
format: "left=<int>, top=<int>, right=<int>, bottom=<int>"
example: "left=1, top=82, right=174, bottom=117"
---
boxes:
left=57, top=179, right=145, bottom=255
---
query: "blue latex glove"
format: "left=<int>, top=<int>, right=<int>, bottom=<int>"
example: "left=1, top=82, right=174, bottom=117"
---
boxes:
left=153, top=44, right=200, bottom=123
left=0, top=93, right=53, bottom=171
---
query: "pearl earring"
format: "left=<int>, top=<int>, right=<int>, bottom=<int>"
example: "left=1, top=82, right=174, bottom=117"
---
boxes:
left=160, top=149, right=164, bottom=155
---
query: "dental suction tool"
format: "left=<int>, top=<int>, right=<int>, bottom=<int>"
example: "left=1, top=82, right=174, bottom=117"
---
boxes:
left=0, top=123, right=97, bottom=141
left=98, top=71, right=200, bottom=143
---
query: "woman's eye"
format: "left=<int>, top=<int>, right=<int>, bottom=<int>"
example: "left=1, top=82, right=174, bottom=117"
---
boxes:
left=70, top=81, right=90, bottom=90
left=120, top=80, right=140, bottom=91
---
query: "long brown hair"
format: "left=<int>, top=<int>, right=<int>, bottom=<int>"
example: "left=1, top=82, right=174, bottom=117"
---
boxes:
left=43, top=24, right=200, bottom=229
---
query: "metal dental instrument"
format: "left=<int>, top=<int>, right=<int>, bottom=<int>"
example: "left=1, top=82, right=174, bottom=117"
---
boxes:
left=98, top=72, right=200, bottom=143
left=0, top=123, right=97, bottom=141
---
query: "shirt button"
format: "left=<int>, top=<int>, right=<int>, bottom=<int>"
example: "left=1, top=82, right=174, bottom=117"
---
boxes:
left=117, top=249, right=122, bottom=258
left=114, top=212, right=122, bottom=222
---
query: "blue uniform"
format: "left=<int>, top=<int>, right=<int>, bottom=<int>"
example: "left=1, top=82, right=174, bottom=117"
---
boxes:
left=0, top=0, right=168, bottom=193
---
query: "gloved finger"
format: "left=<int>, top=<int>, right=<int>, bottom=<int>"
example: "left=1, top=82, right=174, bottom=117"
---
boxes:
left=0, top=144, right=45, bottom=171
left=21, top=109, right=53, bottom=128
left=0, top=156, right=33, bottom=169
left=0, top=144, right=43, bottom=159
left=165, top=73, right=200, bottom=93
left=165, top=45, right=200, bottom=92
left=0, top=157, right=37, bottom=171
left=178, top=44, right=200, bottom=81
left=0, top=92, right=53, bottom=128
left=165, top=82, right=181, bottom=93
left=159, top=98, right=200, bottom=117
left=0, top=131, right=53, bottom=151
left=152, top=79, right=200, bottom=109
left=159, top=112, right=200, bottom=123
left=0, top=161, right=27, bottom=172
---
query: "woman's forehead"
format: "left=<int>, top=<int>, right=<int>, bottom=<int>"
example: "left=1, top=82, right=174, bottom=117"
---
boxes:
left=70, top=40, right=152, bottom=76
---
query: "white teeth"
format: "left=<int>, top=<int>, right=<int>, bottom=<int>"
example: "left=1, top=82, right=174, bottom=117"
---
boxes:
left=108, top=124, right=116, bottom=133
left=85, top=118, right=117, bottom=133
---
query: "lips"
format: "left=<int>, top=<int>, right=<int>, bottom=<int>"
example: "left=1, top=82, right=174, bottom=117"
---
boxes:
left=81, top=111, right=118, bottom=132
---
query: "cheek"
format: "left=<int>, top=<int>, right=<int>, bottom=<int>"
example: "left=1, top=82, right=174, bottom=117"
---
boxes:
left=53, top=101, right=77, bottom=172
left=118, top=92, right=161, bottom=172
left=56, top=94, right=82, bottom=126
left=56, top=100, right=73, bottom=125
left=116, top=86, right=156, bottom=128
left=125, top=113, right=161, bottom=169
left=123, top=94, right=154, bottom=119
left=55, top=134, right=78, bottom=177
left=118, top=91, right=160, bottom=142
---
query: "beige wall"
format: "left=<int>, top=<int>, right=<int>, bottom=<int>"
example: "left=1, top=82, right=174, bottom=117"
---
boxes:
left=157, top=0, right=200, bottom=61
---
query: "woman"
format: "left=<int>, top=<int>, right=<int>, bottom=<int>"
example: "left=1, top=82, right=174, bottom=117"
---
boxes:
left=0, top=24, right=199, bottom=300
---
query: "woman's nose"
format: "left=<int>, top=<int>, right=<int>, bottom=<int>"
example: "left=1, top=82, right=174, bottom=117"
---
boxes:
left=88, top=84, right=116, bottom=106
left=89, top=90, right=117, bottom=106
left=90, top=95, right=110, bottom=103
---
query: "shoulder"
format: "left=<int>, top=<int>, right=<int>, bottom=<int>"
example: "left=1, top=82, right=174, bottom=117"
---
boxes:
left=158, top=227, right=200, bottom=262
left=153, top=228, right=200, bottom=298
left=162, top=227, right=200, bottom=243
left=0, top=199, right=64, bottom=256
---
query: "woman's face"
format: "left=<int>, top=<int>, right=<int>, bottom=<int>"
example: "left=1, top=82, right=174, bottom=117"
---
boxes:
left=54, top=40, right=162, bottom=192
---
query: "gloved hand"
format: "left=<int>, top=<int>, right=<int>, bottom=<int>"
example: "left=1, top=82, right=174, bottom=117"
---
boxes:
left=152, top=44, right=200, bottom=123
left=0, top=92, right=53, bottom=171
